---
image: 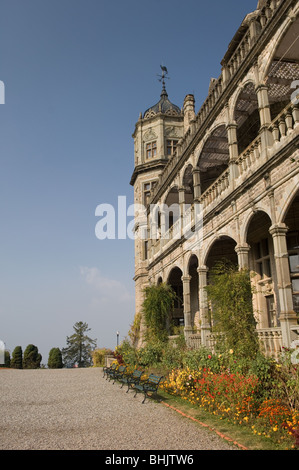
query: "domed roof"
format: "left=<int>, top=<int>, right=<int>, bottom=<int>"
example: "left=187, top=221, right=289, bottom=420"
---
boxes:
left=143, top=85, right=181, bottom=119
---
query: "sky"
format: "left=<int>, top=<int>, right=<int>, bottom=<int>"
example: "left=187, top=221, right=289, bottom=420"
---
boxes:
left=0, top=0, right=258, bottom=364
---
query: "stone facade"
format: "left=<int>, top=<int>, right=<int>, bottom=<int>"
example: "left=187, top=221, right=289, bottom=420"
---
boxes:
left=130, top=0, right=299, bottom=356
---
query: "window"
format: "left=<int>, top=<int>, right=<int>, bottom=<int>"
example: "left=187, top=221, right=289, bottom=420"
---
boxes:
left=143, top=181, right=157, bottom=205
left=144, top=241, right=148, bottom=260
left=166, top=140, right=178, bottom=156
left=146, top=141, right=157, bottom=159
left=254, top=238, right=272, bottom=278
left=266, top=295, right=279, bottom=327
left=287, top=232, right=299, bottom=314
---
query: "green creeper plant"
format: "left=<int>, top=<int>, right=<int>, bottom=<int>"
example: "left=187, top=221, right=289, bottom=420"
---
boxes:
left=142, top=283, right=176, bottom=341
left=206, top=260, right=259, bottom=359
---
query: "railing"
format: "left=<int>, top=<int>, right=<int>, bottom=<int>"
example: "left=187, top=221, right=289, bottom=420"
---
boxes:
left=257, top=328, right=283, bottom=360
left=269, top=103, right=299, bottom=144
left=199, top=169, right=230, bottom=210
left=185, top=327, right=284, bottom=361
left=236, top=135, right=262, bottom=179
left=186, top=334, right=201, bottom=350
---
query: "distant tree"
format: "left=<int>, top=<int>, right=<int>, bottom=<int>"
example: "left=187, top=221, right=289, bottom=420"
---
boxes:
left=11, top=346, right=23, bottom=369
left=62, top=321, right=97, bottom=368
left=4, top=350, right=10, bottom=367
left=48, top=347, right=63, bottom=369
left=23, top=344, right=42, bottom=369
left=92, top=348, right=114, bottom=367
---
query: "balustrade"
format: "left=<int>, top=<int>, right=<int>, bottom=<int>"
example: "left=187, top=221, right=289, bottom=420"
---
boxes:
left=257, top=328, right=283, bottom=360
left=270, top=104, right=298, bottom=144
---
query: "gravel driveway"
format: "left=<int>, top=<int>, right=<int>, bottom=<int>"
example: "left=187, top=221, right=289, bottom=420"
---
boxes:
left=0, top=368, right=237, bottom=450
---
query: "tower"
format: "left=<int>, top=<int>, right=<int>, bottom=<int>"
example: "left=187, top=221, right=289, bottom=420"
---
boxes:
left=130, top=67, right=184, bottom=346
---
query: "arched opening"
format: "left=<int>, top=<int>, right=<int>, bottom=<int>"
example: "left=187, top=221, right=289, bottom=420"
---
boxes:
left=234, top=82, right=261, bottom=154
left=265, top=16, right=299, bottom=121
left=157, top=276, right=163, bottom=286
left=188, top=255, right=199, bottom=330
left=164, top=186, right=180, bottom=229
left=182, top=164, right=195, bottom=205
left=283, top=191, right=299, bottom=314
left=167, top=267, right=184, bottom=328
left=197, top=125, right=229, bottom=194
left=205, top=236, right=238, bottom=272
left=205, top=236, right=238, bottom=329
left=246, top=211, right=278, bottom=328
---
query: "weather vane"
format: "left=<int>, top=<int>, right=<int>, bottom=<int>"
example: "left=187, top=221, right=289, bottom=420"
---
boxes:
left=157, top=65, right=170, bottom=89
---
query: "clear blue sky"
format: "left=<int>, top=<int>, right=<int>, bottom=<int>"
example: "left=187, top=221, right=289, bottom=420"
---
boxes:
left=0, top=0, right=257, bottom=363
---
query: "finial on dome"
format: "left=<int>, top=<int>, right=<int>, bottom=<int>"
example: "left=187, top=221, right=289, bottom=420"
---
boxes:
left=157, top=65, right=170, bottom=97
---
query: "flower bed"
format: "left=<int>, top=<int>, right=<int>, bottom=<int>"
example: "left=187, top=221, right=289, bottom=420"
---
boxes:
left=161, top=367, right=299, bottom=449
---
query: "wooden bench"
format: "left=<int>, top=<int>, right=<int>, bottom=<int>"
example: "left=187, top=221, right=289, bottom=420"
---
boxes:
left=133, top=373, right=164, bottom=403
left=119, top=369, right=144, bottom=393
left=111, top=365, right=127, bottom=384
left=103, top=362, right=117, bottom=378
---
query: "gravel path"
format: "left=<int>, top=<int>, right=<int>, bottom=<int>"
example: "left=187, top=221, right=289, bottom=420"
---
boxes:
left=0, top=368, right=237, bottom=450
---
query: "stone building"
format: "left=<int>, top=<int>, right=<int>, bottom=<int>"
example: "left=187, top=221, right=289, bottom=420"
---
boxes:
left=130, top=0, right=299, bottom=357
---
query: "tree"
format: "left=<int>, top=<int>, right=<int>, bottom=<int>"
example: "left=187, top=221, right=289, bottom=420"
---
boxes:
left=48, top=347, right=63, bottom=369
left=206, top=260, right=259, bottom=358
left=23, top=344, right=42, bottom=369
left=142, top=283, right=176, bottom=341
left=62, top=321, right=97, bottom=367
left=11, top=346, right=23, bottom=369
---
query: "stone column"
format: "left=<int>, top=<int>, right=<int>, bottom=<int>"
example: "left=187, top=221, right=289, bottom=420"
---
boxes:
left=183, top=94, right=196, bottom=132
left=226, top=122, right=239, bottom=186
left=235, top=243, right=250, bottom=269
left=197, top=266, right=210, bottom=347
left=160, top=208, right=166, bottom=241
left=192, top=166, right=201, bottom=201
left=182, top=275, right=192, bottom=341
left=178, top=186, right=185, bottom=238
left=269, top=223, right=298, bottom=347
left=256, top=84, right=274, bottom=154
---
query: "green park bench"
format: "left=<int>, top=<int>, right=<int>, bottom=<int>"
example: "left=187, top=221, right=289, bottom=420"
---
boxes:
left=111, top=365, right=127, bottom=384
left=133, top=373, right=164, bottom=404
left=119, top=369, right=145, bottom=393
left=103, top=362, right=117, bottom=379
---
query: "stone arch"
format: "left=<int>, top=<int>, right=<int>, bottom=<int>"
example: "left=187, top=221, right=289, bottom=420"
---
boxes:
left=232, top=80, right=261, bottom=154
left=167, top=266, right=184, bottom=328
left=196, top=124, right=230, bottom=194
left=229, top=75, right=257, bottom=120
left=277, top=175, right=299, bottom=224
left=164, top=262, right=183, bottom=284
left=188, top=254, right=200, bottom=329
left=163, top=185, right=180, bottom=230
left=242, top=206, right=273, bottom=244
left=182, top=164, right=195, bottom=204
left=202, top=233, right=238, bottom=268
left=162, top=184, right=179, bottom=205
left=246, top=210, right=279, bottom=328
left=261, top=12, right=299, bottom=121
left=261, top=9, right=299, bottom=82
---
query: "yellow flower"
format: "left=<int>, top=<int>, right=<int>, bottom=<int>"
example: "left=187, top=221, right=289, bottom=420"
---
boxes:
left=273, top=427, right=278, bottom=432
left=229, top=349, right=234, bottom=354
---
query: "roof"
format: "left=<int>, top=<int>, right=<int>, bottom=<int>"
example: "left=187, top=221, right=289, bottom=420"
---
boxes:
left=143, top=85, right=181, bottom=119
